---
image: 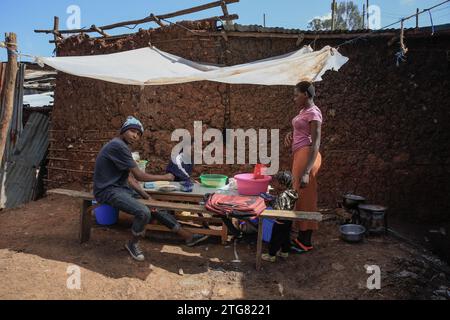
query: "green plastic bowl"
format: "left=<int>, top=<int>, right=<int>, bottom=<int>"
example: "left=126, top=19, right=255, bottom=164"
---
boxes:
left=199, top=174, right=228, bottom=188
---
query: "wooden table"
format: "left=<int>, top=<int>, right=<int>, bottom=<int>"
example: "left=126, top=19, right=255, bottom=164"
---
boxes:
left=47, top=184, right=233, bottom=245
left=47, top=188, right=323, bottom=270
left=144, top=182, right=232, bottom=244
left=144, top=182, right=237, bottom=202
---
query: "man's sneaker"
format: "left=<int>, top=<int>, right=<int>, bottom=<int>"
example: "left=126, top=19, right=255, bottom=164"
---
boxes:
left=186, top=234, right=209, bottom=247
left=125, top=241, right=145, bottom=261
left=261, top=253, right=276, bottom=262
left=277, top=251, right=289, bottom=259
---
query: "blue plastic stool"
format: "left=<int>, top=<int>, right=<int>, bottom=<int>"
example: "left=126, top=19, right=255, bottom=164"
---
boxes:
left=92, top=200, right=119, bottom=225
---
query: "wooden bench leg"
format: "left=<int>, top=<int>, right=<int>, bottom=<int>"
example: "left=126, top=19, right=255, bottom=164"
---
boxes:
left=221, top=221, right=228, bottom=245
left=79, top=199, right=93, bottom=244
left=256, top=218, right=264, bottom=271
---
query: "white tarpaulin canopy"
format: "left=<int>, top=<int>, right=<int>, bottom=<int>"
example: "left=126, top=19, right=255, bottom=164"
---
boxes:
left=35, top=45, right=348, bottom=86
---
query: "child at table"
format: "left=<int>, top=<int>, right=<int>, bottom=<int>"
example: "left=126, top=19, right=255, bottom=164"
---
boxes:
left=261, top=170, right=299, bottom=262
left=166, top=149, right=193, bottom=182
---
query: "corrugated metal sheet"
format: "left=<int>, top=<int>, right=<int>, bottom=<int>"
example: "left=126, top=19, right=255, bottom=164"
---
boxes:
left=23, top=92, right=54, bottom=107
left=0, top=63, right=49, bottom=209
left=1, top=112, right=49, bottom=208
left=8, top=63, right=25, bottom=151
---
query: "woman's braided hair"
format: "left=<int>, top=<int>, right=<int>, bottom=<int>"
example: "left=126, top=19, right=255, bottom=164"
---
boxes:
left=296, top=81, right=315, bottom=98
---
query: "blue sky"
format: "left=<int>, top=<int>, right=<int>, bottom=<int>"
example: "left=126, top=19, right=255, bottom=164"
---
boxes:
left=1, top=0, right=449, bottom=61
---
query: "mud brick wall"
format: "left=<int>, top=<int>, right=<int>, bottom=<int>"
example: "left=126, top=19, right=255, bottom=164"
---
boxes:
left=49, top=22, right=450, bottom=223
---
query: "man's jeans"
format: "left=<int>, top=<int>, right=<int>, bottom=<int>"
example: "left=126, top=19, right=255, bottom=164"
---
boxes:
left=97, top=186, right=180, bottom=237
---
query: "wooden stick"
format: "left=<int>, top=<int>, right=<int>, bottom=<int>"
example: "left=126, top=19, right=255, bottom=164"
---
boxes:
left=255, top=217, right=264, bottom=270
left=416, top=8, right=419, bottom=30
left=201, top=30, right=427, bottom=39
left=220, top=1, right=230, bottom=16
left=91, top=25, right=110, bottom=37
left=53, top=16, right=62, bottom=42
left=36, top=0, right=240, bottom=35
left=220, top=0, right=233, bottom=26
left=157, top=0, right=238, bottom=20
left=48, top=148, right=98, bottom=154
left=47, top=157, right=96, bottom=163
left=48, top=166, right=94, bottom=175
left=0, top=33, right=18, bottom=168
left=145, top=223, right=223, bottom=237
left=362, top=4, right=366, bottom=29
left=367, top=0, right=370, bottom=29
left=150, top=14, right=165, bottom=28
left=331, top=0, right=336, bottom=31
left=195, top=13, right=238, bottom=22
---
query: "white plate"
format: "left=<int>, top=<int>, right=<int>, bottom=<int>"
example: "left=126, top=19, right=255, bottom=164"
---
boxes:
left=157, top=185, right=179, bottom=192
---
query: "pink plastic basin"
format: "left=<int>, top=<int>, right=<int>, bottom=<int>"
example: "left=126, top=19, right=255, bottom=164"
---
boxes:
left=234, top=173, right=272, bottom=196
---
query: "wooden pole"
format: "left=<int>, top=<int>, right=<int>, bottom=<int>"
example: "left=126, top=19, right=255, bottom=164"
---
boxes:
left=35, top=0, right=239, bottom=35
left=220, top=1, right=232, bottom=26
left=150, top=14, right=165, bottom=27
left=0, top=33, right=18, bottom=167
left=416, top=8, right=419, bottom=30
left=53, top=16, right=60, bottom=42
left=91, top=25, right=110, bottom=37
left=366, top=0, right=370, bottom=29
left=331, top=0, right=336, bottom=31
left=263, top=13, right=266, bottom=27
left=362, top=4, right=366, bottom=29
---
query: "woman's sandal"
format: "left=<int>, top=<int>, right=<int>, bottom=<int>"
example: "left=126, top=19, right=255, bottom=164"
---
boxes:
left=291, top=239, right=313, bottom=253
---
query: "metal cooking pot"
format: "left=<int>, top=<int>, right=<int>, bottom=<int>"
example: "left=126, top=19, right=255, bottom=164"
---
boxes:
left=340, top=224, right=366, bottom=243
left=357, top=204, right=388, bottom=234
left=342, top=194, right=366, bottom=210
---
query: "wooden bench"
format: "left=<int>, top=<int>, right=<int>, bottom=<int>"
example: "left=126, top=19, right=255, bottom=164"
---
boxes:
left=47, top=188, right=230, bottom=244
left=47, top=188, right=322, bottom=270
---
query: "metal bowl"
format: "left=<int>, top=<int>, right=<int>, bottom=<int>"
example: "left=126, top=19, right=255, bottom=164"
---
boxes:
left=340, top=224, right=366, bottom=243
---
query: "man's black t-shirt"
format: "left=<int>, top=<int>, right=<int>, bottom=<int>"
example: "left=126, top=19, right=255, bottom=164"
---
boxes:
left=93, top=137, right=137, bottom=200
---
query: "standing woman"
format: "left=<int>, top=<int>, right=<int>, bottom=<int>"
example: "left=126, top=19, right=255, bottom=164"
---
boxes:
left=284, top=81, right=322, bottom=253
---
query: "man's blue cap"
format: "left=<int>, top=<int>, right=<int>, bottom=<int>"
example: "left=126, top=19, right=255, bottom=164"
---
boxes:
left=120, top=116, right=144, bottom=135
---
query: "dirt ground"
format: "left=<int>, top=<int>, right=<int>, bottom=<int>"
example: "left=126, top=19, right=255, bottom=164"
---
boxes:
left=0, top=195, right=448, bottom=300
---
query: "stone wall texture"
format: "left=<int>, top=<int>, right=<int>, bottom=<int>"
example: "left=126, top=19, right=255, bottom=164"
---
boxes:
left=48, top=21, right=450, bottom=223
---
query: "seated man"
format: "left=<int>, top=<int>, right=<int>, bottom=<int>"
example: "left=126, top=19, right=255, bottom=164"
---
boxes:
left=93, top=116, right=208, bottom=262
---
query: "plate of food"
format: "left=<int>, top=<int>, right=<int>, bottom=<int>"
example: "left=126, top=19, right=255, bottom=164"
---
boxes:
left=144, top=181, right=171, bottom=190
left=156, top=184, right=179, bottom=192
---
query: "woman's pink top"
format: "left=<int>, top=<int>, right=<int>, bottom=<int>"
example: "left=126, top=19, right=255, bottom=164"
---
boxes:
left=292, top=105, right=323, bottom=154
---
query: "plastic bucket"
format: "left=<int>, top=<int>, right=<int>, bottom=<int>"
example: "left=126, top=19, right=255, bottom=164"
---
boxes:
left=234, top=173, right=272, bottom=196
left=92, top=201, right=119, bottom=225
left=262, top=219, right=275, bottom=242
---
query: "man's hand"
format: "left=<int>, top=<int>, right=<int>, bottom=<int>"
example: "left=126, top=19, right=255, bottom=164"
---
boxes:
left=128, top=173, right=150, bottom=199
left=164, top=173, right=175, bottom=181
left=284, top=131, right=293, bottom=148
left=130, top=167, right=174, bottom=182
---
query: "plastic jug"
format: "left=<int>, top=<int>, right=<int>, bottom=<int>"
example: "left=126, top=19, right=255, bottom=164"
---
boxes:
left=253, top=164, right=267, bottom=179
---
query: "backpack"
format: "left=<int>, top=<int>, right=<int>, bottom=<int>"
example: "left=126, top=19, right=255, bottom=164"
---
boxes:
left=204, top=193, right=267, bottom=218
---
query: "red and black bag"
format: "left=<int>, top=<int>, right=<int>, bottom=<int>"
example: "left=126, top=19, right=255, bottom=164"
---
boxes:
left=204, top=193, right=266, bottom=218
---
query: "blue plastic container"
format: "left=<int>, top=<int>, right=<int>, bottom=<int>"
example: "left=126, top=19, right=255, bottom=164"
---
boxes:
left=253, top=212, right=275, bottom=242
left=262, top=218, right=275, bottom=242
left=92, top=200, right=119, bottom=225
